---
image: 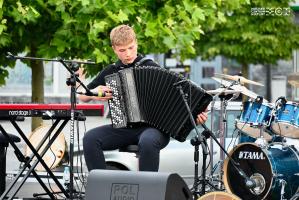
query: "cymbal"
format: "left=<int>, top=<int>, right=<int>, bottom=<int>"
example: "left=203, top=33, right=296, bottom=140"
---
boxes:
left=212, top=77, right=232, bottom=88
left=207, top=88, right=241, bottom=95
left=287, top=73, right=299, bottom=88
left=212, top=77, right=264, bottom=101
left=214, top=73, right=264, bottom=86
left=288, top=80, right=299, bottom=88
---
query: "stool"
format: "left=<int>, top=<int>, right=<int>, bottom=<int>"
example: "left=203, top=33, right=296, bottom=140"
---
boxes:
left=0, top=132, right=21, bottom=196
left=119, top=145, right=139, bottom=154
left=118, top=145, right=139, bottom=170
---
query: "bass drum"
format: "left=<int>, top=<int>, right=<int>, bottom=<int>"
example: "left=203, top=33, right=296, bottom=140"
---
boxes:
left=238, top=132, right=256, bottom=144
left=223, top=143, right=299, bottom=200
left=198, top=191, right=241, bottom=200
left=25, top=125, right=68, bottom=171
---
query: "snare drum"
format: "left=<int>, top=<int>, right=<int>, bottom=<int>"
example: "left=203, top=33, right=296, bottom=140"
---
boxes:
left=236, top=101, right=273, bottom=140
left=223, top=143, right=299, bottom=200
left=271, top=101, right=299, bottom=138
left=198, top=191, right=241, bottom=200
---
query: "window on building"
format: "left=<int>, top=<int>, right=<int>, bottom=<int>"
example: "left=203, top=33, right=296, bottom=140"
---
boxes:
left=201, top=83, right=216, bottom=90
left=202, top=66, right=215, bottom=78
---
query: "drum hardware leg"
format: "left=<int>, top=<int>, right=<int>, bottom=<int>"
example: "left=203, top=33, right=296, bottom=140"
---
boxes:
left=279, top=179, right=287, bottom=200
left=211, top=160, right=221, bottom=176
left=209, top=160, right=225, bottom=190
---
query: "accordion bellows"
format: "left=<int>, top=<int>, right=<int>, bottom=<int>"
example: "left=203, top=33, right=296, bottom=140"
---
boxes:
left=105, top=67, right=212, bottom=142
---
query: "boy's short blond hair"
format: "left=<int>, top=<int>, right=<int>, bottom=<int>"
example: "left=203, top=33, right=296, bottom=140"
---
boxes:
left=110, top=25, right=136, bottom=46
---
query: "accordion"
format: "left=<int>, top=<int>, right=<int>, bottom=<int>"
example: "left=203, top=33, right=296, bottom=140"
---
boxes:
left=105, top=67, right=212, bottom=142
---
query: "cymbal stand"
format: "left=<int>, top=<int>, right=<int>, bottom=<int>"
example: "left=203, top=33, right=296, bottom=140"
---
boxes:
left=209, top=89, right=241, bottom=192
left=219, top=94, right=228, bottom=171
left=209, top=97, right=215, bottom=175
left=209, top=86, right=238, bottom=178
left=59, top=59, right=91, bottom=200
left=207, top=94, right=229, bottom=191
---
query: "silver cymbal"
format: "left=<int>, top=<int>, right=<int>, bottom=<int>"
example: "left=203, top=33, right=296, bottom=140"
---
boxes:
left=207, top=88, right=241, bottom=95
left=212, top=77, right=232, bottom=88
left=214, top=73, right=264, bottom=86
left=288, top=80, right=299, bottom=88
left=288, top=73, right=299, bottom=88
left=212, top=77, right=265, bottom=101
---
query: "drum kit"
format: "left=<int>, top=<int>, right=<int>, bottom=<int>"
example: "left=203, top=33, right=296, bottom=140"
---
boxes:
left=201, top=73, right=299, bottom=200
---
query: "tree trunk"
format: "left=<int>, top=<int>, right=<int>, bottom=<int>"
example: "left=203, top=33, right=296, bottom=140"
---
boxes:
left=265, top=64, right=272, bottom=101
left=30, top=48, right=44, bottom=131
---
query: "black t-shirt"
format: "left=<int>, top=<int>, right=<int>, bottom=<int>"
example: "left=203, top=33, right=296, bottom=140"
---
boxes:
left=87, top=54, right=160, bottom=89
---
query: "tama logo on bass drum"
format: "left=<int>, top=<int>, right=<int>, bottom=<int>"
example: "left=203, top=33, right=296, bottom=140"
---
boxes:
left=238, top=151, right=265, bottom=160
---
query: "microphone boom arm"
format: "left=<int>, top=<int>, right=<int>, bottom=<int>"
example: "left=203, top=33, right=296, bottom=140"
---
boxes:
left=201, top=123, right=257, bottom=189
left=6, top=52, right=94, bottom=95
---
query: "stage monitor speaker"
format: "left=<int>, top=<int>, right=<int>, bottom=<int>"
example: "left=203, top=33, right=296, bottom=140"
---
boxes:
left=85, top=170, right=192, bottom=200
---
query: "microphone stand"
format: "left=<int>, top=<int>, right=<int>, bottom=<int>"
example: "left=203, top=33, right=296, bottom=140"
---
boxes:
left=62, top=61, right=79, bottom=200
left=176, top=83, right=257, bottom=199
left=54, top=58, right=94, bottom=200
left=176, top=85, right=209, bottom=199
left=6, top=53, right=94, bottom=200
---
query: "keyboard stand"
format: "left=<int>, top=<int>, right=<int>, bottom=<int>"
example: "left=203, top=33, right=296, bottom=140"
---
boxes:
left=0, top=118, right=70, bottom=200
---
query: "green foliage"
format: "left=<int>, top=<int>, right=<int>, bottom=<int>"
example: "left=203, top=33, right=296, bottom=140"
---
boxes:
left=196, top=0, right=299, bottom=65
left=0, top=0, right=244, bottom=82
left=2, top=0, right=296, bottom=84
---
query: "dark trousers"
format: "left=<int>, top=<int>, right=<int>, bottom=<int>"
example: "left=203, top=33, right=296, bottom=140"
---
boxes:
left=83, top=124, right=170, bottom=171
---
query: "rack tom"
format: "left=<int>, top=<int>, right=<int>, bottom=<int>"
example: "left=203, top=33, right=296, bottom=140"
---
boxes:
left=236, top=101, right=273, bottom=140
left=271, top=101, right=299, bottom=138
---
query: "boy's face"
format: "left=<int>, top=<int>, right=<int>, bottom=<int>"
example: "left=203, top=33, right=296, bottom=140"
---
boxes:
left=112, top=40, right=138, bottom=65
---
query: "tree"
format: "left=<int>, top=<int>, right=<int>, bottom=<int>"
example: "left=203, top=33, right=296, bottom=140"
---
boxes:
left=0, top=0, right=245, bottom=129
left=196, top=0, right=299, bottom=100
left=25, top=0, right=246, bottom=77
left=0, top=1, right=64, bottom=129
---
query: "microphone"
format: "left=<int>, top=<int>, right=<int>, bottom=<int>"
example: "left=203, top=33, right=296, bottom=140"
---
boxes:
left=245, top=178, right=256, bottom=189
left=77, top=90, right=108, bottom=97
left=235, top=165, right=260, bottom=190
left=255, top=96, right=263, bottom=104
left=173, top=79, right=188, bottom=86
left=276, top=96, right=287, bottom=107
